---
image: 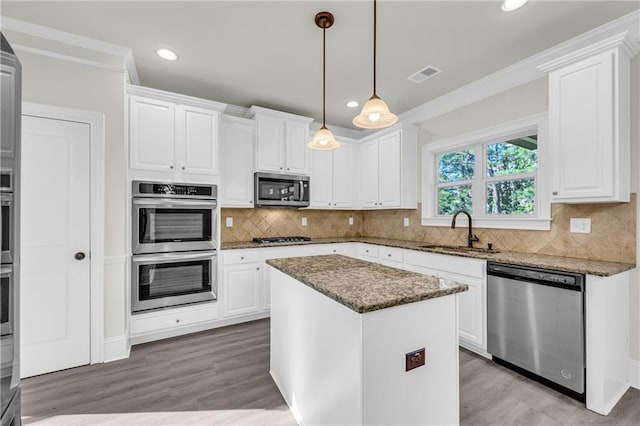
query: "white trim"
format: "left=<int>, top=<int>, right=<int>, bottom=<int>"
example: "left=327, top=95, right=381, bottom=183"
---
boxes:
left=246, top=105, right=313, bottom=123
left=421, top=113, right=551, bottom=231
left=126, top=84, right=227, bottom=112
left=12, top=44, right=127, bottom=75
left=0, top=16, right=140, bottom=84
left=401, top=10, right=640, bottom=126
left=103, top=335, right=130, bottom=362
left=630, top=358, right=640, bottom=390
left=22, top=102, right=106, bottom=364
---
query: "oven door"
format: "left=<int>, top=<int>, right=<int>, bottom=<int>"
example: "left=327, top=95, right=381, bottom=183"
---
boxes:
left=0, top=266, right=12, bottom=336
left=131, top=251, right=217, bottom=313
left=132, top=198, right=216, bottom=254
left=1, top=193, right=13, bottom=264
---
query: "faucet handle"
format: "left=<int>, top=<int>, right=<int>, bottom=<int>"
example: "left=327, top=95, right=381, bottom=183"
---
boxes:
left=471, top=234, right=480, bottom=242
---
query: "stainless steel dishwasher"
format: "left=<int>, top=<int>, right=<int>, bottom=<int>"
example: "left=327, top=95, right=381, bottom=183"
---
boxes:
left=487, top=262, right=585, bottom=401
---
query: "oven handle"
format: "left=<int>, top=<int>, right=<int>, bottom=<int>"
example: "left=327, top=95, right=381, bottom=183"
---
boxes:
left=132, top=251, right=217, bottom=264
left=133, top=198, right=217, bottom=209
left=1, top=194, right=12, bottom=205
left=0, top=265, right=12, bottom=276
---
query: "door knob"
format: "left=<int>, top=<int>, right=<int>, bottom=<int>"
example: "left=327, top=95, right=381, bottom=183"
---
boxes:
left=74, top=252, right=86, bottom=260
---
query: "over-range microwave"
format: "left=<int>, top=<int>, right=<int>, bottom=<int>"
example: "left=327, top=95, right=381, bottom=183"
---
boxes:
left=254, top=172, right=310, bottom=208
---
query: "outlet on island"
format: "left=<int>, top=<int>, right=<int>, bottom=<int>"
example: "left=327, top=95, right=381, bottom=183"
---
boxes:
left=405, top=348, right=426, bottom=372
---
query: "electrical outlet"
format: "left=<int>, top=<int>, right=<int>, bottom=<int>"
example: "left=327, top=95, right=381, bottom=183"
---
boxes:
left=302, top=217, right=308, bottom=226
left=225, top=217, right=233, bottom=228
left=570, top=218, right=591, bottom=234
left=405, top=348, right=426, bottom=372
left=348, top=216, right=354, bottom=226
left=403, top=217, right=410, bottom=227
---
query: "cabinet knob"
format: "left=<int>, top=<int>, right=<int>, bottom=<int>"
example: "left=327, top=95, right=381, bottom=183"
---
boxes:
left=333, top=203, right=336, bottom=206
left=328, top=202, right=331, bottom=206
left=175, top=319, right=180, bottom=323
left=181, top=166, right=185, bottom=170
left=552, top=191, right=558, bottom=196
left=387, top=254, right=391, bottom=257
left=250, top=200, right=253, bottom=204
left=256, top=267, right=260, bottom=270
left=280, top=167, right=283, bottom=170
left=287, top=167, right=290, bottom=171
left=241, top=256, right=244, bottom=260
left=169, top=165, right=174, bottom=170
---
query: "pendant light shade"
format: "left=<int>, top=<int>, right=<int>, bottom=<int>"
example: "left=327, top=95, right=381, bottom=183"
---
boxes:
left=353, top=0, right=397, bottom=129
left=308, top=11, right=340, bottom=150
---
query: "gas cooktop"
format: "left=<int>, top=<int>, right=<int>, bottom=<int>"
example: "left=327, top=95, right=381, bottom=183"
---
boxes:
left=252, top=236, right=312, bottom=244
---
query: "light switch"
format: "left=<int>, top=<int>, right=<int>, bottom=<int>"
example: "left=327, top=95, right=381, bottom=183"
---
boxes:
left=570, top=218, right=591, bottom=234
left=225, top=217, right=233, bottom=228
left=302, top=217, right=308, bottom=226
left=348, top=216, right=354, bottom=226
left=403, top=217, right=410, bottom=227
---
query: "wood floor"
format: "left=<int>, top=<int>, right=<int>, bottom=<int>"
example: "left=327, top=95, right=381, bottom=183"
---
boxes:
left=22, top=319, right=640, bottom=425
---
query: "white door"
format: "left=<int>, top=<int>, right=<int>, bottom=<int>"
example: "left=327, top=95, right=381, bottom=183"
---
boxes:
left=309, top=149, right=333, bottom=208
left=129, top=95, right=175, bottom=172
left=285, top=121, right=309, bottom=174
left=255, top=115, right=284, bottom=172
left=378, top=132, right=402, bottom=208
left=333, top=144, right=353, bottom=208
left=220, top=118, right=254, bottom=207
left=361, top=140, right=379, bottom=208
left=223, top=264, right=260, bottom=317
left=20, top=115, right=91, bottom=378
left=177, top=105, right=219, bottom=176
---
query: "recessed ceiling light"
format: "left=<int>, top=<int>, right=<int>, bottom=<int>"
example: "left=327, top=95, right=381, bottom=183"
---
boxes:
left=346, top=101, right=359, bottom=108
left=502, top=0, right=528, bottom=12
left=156, top=48, right=178, bottom=61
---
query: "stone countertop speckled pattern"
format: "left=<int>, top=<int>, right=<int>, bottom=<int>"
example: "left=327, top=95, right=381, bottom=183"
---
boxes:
left=266, top=255, right=468, bottom=314
left=222, top=237, right=635, bottom=277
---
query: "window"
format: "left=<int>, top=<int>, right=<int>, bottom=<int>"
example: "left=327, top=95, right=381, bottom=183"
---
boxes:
left=423, top=114, right=550, bottom=230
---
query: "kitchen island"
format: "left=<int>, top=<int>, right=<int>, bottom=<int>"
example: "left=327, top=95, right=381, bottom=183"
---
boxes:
left=267, top=255, right=468, bottom=425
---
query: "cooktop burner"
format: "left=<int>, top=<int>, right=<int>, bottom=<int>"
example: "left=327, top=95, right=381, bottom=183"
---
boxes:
left=252, top=236, right=312, bottom=244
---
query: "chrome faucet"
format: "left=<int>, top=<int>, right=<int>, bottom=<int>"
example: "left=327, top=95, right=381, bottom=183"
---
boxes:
left=451, top=210, right=480, bottom=248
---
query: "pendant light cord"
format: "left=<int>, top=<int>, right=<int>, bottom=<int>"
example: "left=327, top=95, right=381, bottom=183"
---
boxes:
left=323, top=24, right=326, bottom=127
left=373, top=0, right=377, bottom=97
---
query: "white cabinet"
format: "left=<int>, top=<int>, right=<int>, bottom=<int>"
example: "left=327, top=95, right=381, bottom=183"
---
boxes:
left=316, top=243, right=356, bottom=257
left=540, top=42, right=630, bottom=203
left=222, top=249, right=261, bottom=317
left=378, top=246, right=404, bottom=266
left=249, top=106, right=313, bottom=175
left=1, top=60, right=19, bottom=159
left=356, top=243, right=379, bottom=262
left=360, top=125, right=418, bottom=209
left=309, top=143, right=354, bottom=209
left=220, top=116, right=255, bottom=207
left=128, top=85, right=226, bottom=181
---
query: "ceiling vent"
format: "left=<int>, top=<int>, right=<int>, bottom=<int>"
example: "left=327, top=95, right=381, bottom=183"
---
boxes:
left=407, top=66, right=441, bottom=83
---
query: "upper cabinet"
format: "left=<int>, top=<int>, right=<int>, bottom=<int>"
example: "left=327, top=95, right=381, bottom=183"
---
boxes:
left=128, top=85, right=226, bottom=182
left=248, top=106, right=313, bottom=175
left=220, top=116, right=255, bottom=207
left=360, top=124, right=418, bottom=209
left=309, top=142, right=355, bottom=209
left=539, top=36, right=632, bottom=203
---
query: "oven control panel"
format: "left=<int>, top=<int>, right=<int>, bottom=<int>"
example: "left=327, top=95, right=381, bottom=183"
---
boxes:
left=133, top=181, right=217, bottom=199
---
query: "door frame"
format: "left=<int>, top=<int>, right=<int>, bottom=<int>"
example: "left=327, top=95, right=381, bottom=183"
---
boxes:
left=22, top=102, right=105, bottom=364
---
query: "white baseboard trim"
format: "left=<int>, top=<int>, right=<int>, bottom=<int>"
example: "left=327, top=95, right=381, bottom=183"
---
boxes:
left=103, top=334, right=130, bottom=362
left=630, top=358, right=640, bottom=389
left=129, top=311, right=270, bottom=346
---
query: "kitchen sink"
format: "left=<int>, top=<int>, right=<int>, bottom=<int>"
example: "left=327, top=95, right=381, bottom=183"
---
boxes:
left=418, top=244, right=499, bottom=254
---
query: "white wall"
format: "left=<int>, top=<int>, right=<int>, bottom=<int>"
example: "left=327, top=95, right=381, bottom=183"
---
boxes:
left=17, top=50, right=127, bottom=339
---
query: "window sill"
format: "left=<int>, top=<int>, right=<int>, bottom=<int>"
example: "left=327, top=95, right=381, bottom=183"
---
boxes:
left=421, top=216, right=551, bottom=231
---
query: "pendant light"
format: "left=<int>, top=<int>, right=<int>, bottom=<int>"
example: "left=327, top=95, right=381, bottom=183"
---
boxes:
left=353, top=0, right=398, bottom=129
left=308, top=11, right=340, bottom=150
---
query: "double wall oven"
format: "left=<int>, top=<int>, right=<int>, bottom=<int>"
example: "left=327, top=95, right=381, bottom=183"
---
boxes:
left=131, top=181, right=218, bottom=313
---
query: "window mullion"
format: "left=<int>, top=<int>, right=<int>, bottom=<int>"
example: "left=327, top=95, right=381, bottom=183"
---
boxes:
left=472, top=143, right=484, bottom=216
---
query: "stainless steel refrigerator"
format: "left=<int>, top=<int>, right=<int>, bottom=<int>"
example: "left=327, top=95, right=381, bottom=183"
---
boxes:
left=0, top=32, right=22, bottom=426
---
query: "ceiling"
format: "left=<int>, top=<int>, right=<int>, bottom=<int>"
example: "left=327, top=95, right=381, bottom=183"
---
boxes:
left=2, top=1, right=639, bottom=129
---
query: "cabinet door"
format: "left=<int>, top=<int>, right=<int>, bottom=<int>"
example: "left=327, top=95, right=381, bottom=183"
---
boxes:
left=333, top=144, right=353, bottom=208
left=223, top=263, right=260, bottom=317
left=0, top=63, right=17, bottom=158
left=550, top=51, right=615, bottom=201
left=255, top=115, right=285, bottom=172
left=285, top=121, right=309, bottom=174
left=441, top=272, right=484, bottom=348
left=309, top=149, right=333, bottom=208
left=129, top=96, right=175, bottom=172
left=221, top=119, right=254, bottom=207
left=378, top=131, right=402, bottom=208
left=361, top=140, right=379, bottom=208
left=177, top=105, right=219, bottom=176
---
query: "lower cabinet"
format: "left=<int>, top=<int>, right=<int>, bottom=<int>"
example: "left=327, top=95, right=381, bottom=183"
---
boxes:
left=440, top=272, right=484, bottom=349
left=222, top=263, right=261, bottom=317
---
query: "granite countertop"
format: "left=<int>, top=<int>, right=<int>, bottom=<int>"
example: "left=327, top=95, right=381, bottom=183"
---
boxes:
left=266, top=255, right=468, bottom=314
left=222, top=237, right=635, bottom=277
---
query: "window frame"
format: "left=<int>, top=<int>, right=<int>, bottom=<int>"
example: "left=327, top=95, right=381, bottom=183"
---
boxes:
left=422, top=113, right=551, bottom=230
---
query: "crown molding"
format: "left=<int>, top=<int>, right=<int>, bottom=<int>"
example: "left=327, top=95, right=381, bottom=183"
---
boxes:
left=12, top=43, right=126, bottom=74
left=0, top=16, right=139, bottom=84
left=223, top=104, right=250, bottom=118
left=127, top=84, right=227, bottom=112
left=401, top=9, right=640, bottom=126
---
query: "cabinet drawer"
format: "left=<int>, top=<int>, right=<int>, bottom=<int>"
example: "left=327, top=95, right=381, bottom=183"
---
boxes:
left=223, top=249, right=260, bottom=265
left=357, top=244, right=379, bottom=260
left=404, top=250, right=484, bottom=278
left=131, top=303, right=219, bottom=335
left=317, top=243, right=355, bottom=256
left=379, top=246, right=404, bottom=263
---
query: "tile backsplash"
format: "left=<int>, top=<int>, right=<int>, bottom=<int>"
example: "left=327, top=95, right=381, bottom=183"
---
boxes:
left=221, top=194, right=636, bottom=264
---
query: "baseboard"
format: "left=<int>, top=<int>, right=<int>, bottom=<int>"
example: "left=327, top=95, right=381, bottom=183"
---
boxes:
left=459, top=341, right=491, bottom=359
left=630, top=358, right=640, bottom=390
left=103, top=334, right=130, bottom=362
